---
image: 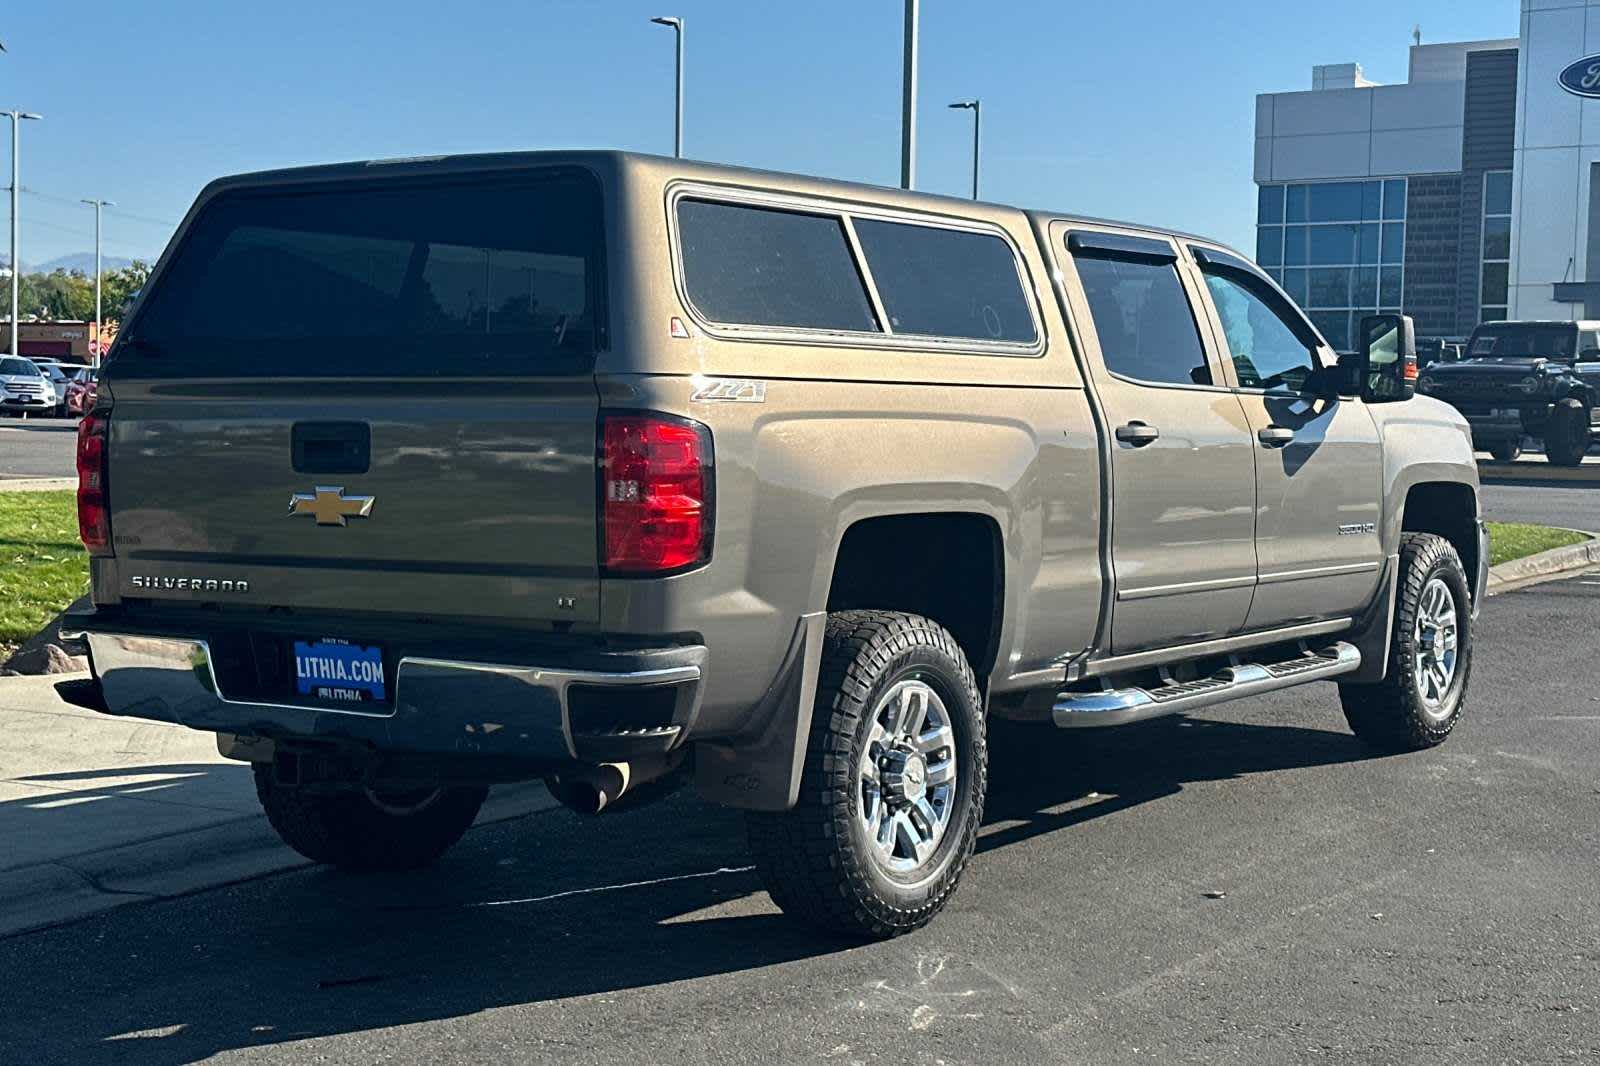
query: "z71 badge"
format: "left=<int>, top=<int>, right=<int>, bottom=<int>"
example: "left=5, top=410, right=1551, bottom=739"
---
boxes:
left=690, top=378, right=767, bottom=403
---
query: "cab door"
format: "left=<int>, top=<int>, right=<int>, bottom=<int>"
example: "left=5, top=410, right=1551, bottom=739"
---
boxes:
left=1189, top=245, right=1385, bottom=629
left=1054, top=225, right=1258, bottom=654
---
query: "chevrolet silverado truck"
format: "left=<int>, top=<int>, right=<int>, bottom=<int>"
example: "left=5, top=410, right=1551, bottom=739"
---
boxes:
left=59, top=152, right=1487, bottom=939
left=1418, top=319, right=1600, bottom=464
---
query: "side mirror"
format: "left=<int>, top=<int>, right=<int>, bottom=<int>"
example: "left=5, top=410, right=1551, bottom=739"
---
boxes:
left=1356, top=313, right=1417, bottom=403
left=1580, top=347, right=1600, bottom=364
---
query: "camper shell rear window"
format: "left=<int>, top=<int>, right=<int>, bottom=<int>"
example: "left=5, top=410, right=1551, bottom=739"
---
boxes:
left=117, top=168, right=606, bottom=376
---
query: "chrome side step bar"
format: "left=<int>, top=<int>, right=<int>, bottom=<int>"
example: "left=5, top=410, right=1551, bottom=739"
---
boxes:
left=1051, top=642, right=1361, bottom=729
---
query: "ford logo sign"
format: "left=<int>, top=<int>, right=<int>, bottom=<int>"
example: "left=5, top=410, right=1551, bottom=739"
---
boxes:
left=1559, top=54, right=1600, bottom=98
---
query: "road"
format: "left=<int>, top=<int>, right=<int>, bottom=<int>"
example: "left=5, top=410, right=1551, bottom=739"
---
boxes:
left=0, top=419, right=76, bottom=479
left=1, top=572, right=1598, bottom=1065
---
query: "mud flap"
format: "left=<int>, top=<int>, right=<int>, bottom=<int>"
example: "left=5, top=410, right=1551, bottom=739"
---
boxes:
left=694, top=612, right=825, bottom=811
left=1344, top=554, right=1399, bottom=684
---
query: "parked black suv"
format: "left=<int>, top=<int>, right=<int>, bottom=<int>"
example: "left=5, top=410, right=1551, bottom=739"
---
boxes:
left=1417, top=320, right=1600, bottom=464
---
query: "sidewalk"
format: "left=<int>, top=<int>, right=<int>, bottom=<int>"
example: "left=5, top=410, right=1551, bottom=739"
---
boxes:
left=0, top=477, right=75, bottom=493
left=0, top=673, right=557, bottom=938
left=1477, top=453, right=1600, bottom=483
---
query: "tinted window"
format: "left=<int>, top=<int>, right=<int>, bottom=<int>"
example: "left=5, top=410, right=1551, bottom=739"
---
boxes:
left=1203, top=271, right=1319, bottom=392
left=1469, top=325, right=1578, bottom=359
left=0, top=357, right=38, bottom=375
left=1074, top=255, right=1212, bottom=387
left=677, top=200, right=877, bottom=332
left=853, top=219, right=1036, bottom=343
left=124, top=171, right=603, bottom=375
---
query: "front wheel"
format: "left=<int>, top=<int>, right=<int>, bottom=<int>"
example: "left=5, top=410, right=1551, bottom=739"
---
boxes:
left=254, top=763, right=487, bottom=871
left=1487, top=438, right=1522, bottom=463
left=746, top=610, right=987, bottom=939
left=1338, top=532, right=1472, bottom=751
left=1544, top=398, right=1592, bottom=466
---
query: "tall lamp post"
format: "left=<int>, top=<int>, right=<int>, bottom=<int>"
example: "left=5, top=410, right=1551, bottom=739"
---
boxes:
left=81, top=198, right=114, bottom=367
left=948, top=99, right=981, bottom=200
left=2, top=109, right=41, bottom=357
left=900, top=0, right=919, bottom=190
left=650, top=17, right=684, bottom=158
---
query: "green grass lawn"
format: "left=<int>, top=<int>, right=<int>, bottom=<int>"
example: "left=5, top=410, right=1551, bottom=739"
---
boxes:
left=0, top=490, right=88, bottom=658
left=1485, top=521, right=1590, bottom=567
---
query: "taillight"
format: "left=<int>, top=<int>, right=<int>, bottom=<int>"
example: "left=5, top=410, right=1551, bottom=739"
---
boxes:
left=77, top=410, right=111, bottom=555
left=600, top=413, right=712, bottom=574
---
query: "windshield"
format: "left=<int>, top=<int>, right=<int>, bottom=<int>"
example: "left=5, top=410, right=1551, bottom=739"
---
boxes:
left=122, top=168, right=604, bottom=377
left=1467, top=324, right=1578, bottom=360
left=0, top=357, right=40, bottom=376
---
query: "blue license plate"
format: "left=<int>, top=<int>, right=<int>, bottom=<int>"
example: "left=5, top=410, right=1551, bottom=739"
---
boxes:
left=293, top=639, right=387, bottom=704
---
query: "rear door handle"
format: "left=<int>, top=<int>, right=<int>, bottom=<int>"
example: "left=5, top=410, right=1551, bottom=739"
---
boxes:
left=1257, top=426, right=1296, bottom=448
left=1115, top=422, right=1160, bottom=447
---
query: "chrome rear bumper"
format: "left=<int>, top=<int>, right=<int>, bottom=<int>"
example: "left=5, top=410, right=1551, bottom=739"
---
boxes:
left=71, top=631, right=704, bottom=763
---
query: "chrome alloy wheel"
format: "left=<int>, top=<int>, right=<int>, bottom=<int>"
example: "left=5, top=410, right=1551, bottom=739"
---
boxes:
left=1413, top=576, right=1460, bottom=717
left=856, top=678, right=958, bottom=875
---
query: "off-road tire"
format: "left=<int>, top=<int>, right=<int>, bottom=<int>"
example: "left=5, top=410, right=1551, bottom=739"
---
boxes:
left=253, top=764, right=487, bottom=871
left=746, top=610, right=987, bottom=940
left=1544, top=398, right=1591, bottom=467
left=1487, top=438, right=1522, bottom=463
left=1338, top=532, right=1471, bottom=751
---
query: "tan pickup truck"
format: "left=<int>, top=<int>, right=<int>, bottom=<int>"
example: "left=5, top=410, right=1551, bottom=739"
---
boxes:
left=60, top=151, right=1486, bottom=939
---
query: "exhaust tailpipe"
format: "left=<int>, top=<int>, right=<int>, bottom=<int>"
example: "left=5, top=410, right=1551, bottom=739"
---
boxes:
left=547, top=752, right=683, bottom=814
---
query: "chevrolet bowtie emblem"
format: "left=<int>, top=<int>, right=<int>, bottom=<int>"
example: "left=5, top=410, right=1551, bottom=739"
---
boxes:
left=288, top=486, right=375, bottom=527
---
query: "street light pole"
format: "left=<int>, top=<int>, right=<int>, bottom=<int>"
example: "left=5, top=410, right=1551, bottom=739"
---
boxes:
left=900, top=0, right=919, bottom=190
left=3, top=110, right=41, bottom=358
left=650, top=17, right=684, bottom=158
left=948, top=99, right=981, bottom=200
left=81, top=198, right=114, bottom=367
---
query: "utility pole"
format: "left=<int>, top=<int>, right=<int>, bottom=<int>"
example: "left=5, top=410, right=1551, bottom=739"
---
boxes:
left=81, top=198, right=114, bottom=367
left=2, top=110, right=42, bottom=357
left=948, top=99, right=981, bottom=200
left=651, top=17, right=685, bottom=157
left=900, top=0, right=918, bottom=190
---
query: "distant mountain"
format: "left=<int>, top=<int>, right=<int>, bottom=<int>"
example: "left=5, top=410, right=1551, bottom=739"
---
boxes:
left=25, top=252, right=142, bottom=275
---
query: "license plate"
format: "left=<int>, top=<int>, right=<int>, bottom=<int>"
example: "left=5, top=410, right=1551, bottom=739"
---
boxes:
left=292, top=639, right=387, bottom=705
left=1491, top=408, right=1519, bottom=418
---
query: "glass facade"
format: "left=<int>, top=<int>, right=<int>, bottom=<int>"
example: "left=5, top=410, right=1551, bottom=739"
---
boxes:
left=1256, top=179, right=1406, bottom=351
left=1479, top=170, right=1512, bottom=324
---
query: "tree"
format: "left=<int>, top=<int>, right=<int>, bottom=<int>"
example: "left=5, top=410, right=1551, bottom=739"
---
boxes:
left=100, top=260, right=153, bottom=324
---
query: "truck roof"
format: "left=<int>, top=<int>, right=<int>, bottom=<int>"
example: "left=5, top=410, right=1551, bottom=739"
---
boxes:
left=192, top=148, right=1243, bottom=263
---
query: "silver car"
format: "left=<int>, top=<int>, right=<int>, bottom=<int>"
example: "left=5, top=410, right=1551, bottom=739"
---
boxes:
left=30, top=359, right=74, bottom=416
left=0, top=355, right=54, bottom=415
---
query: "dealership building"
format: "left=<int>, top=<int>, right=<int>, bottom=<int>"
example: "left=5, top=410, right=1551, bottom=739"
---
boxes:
left=1252, top=0, right=1600, bottom=349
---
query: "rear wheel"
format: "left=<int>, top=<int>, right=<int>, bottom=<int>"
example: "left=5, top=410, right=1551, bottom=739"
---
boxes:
left=746, top=610, right=986, bottom=939
left=1487, top=438, right=1522, bottom=463
left=1338, top=532, right=1471, bottom=751
left=253, top=763, right=487, bottom=871
left=1544, top=398, right=1591, bottom=466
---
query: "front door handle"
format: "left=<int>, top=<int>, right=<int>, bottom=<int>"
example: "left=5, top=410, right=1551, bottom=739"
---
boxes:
left=1115, top=421, right=1161, bottom=447
left=1257, top=425, right=1296, bottom=448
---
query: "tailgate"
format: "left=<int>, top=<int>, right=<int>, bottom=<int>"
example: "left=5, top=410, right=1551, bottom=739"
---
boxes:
left=105, top=378, right=600, bottom=623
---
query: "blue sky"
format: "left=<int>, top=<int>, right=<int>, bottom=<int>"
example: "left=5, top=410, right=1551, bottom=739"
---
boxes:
left=4, top=0, right=1514, bottom=268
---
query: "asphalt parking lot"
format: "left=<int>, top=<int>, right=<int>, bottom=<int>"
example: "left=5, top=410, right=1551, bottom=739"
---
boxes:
left=1, top=571, right=1597, bottom=1065
left=0, top=418, right=78, bottom=479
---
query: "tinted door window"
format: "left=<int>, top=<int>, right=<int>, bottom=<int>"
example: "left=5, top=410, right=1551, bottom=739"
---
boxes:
left=125, top=171, right=603, bottom=375
left=1202, top=271, right=1319, bottom=392
left=677, top=200, right=878, bottom=333
left=852, top=218, right=1036, bottom=343
left=1074, top=255, right=1212, bottom=386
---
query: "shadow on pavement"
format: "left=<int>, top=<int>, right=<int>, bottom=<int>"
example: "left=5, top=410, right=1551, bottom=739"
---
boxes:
left=0, top=715, right=1376, bottom=1064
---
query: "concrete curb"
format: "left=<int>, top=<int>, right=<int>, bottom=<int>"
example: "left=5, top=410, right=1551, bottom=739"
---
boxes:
left=1486, top=535, right=1600, bottom=595
left=0, top=780, right=559, bottom=940
left=1477, top=461, right=1600, bottom=484
left=0, top=477, right=76, bottom=493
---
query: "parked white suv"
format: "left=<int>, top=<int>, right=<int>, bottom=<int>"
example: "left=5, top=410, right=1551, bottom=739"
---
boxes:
left=0, top=355, right=53, bottom=415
